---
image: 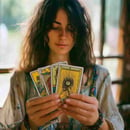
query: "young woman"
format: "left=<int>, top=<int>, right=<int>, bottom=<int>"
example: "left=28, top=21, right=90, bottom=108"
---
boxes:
left=0, top=0, right=124, bottom=129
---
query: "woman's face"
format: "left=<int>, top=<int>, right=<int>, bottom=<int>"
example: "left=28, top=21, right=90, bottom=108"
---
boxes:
left=47, top=9, right=75, bottom=56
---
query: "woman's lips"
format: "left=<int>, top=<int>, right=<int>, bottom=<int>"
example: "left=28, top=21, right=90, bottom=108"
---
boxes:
left=56, top=43, right=68, bottom=48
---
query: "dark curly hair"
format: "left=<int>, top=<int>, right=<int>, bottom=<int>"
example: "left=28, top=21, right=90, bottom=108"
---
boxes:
left=19, top=0, right=96, bottom=72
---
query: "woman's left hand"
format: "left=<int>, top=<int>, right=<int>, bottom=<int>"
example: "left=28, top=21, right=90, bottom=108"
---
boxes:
left=62, top=94, right=99, bottom=126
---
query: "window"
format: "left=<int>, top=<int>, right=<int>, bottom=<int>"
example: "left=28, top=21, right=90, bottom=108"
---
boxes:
left=85, top=0, right=123, bottom=103
left=0, top=0, right=39, bottom=107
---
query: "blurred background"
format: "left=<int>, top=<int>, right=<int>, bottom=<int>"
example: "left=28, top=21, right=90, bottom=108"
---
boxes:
left=0, top=0, right=130, bottom=129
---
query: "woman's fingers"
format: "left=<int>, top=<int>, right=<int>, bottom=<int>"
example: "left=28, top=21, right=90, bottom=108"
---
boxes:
left=26, top=94, right=63, bottom=127
left=63, top=104, right=92, bottom=117
left=26, top=98, right=61, bottom=115
left=63, top=109, right=94, bottom=125
left=26, top=94, right=61, bottom=114
left=65, top=98, right=98, bottom=112
left=69, top=94, right=98, bottom=105
left=62, top=94, right=99, bottom=126
left=30, top=109, right=63, bottom=127
left=29, top=105, right=62, bottom=120
left=40, top=110, right=63, bottom=124
left=63, top=105, right=98, bottom=126
left=26, top=94, right=59, bottom=107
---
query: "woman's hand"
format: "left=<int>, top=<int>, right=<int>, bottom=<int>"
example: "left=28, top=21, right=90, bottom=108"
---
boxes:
left=26, top=94, right=63, bottom=128
left=62, top=94, right=99, bottom=126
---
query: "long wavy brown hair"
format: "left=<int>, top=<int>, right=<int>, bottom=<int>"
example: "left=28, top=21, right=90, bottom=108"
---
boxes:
left=18, top=0, right=96, bottom=72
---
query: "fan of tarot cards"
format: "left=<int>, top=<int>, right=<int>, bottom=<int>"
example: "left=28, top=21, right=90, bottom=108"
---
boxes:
left=30, top=61, right=84, bottom=100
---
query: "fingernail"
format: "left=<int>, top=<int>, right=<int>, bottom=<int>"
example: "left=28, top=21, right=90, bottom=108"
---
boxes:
left=56, top=99, right=61, bottom=103
left=70, top=93, right=76, bottom=96
left=65, top=99, right=70, bottom=102
left=63, top=104, right=67, bottom=108
left=54, top=94, right=59, bottom=98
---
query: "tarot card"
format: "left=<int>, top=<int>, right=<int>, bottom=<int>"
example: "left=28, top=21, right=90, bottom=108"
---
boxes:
left=51, top=61, right=68, bottom=93
left=38, top=66, right=52, bottom=94
left=56, top=64, right=83, bottom=100
left=30, top=70, right=49, bottom=97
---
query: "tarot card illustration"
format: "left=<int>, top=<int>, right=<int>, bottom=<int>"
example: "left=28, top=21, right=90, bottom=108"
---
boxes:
left=38, top=66, right=52, bottom=94
left=56, top=64, right=83, bottom=100
left=30, top=70, right=49, bottom=97
left=51, top=61, right=68, bottom=93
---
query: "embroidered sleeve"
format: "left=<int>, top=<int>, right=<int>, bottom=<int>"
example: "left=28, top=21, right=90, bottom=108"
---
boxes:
left=0, top=72, right=26, bottom=129
left=97, top=73, right=124, bottom=130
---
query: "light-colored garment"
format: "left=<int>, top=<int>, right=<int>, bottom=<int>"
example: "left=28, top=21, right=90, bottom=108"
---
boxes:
left=0, top=65, right=124, bottom=130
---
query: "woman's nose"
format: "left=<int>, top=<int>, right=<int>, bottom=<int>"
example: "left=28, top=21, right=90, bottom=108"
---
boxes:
left=60, top=29, right=67, bottom=38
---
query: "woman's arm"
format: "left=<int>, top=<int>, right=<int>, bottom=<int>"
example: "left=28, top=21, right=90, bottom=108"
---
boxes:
left=97, top=73, right=124, bottom=130
left=99, top=119, right=110, bottom=130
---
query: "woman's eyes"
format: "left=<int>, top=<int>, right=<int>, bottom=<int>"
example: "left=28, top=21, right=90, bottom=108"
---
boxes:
left=51, top=26, right=74, bottom=32
left=52, top=26, right=61, bottom=30
left=67, top=26, right=75, bottom=32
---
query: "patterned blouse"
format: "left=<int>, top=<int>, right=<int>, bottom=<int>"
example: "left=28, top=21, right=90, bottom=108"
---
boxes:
left=0, top=65, right=124, bottom=130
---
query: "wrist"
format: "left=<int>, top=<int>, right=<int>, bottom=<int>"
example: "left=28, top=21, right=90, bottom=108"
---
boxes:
left=24, top=114, right=38, bottom=130
left=99, top=119, right=111, bottom=130
left=82, top=109, right=103, bottom=130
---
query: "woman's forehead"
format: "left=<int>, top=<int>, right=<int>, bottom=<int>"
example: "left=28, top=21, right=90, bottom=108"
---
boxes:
left=54, top=9, right=69, bottom=24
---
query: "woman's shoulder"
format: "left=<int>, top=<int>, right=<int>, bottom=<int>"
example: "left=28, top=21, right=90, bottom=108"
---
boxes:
left=93, top=64, right=111, bottom=88
left=94, top=64, right=110, bottom=77
left=10, top=69, right=29, bottom=83
left=90, top=64, right=111, bottom=84
left=9, top=70, right=29, bottom=96
left=84, top=64, right=110, bottom=80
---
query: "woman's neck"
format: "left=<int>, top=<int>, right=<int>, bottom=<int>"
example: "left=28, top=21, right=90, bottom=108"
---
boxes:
left=47, top=53, right=70, bottom=65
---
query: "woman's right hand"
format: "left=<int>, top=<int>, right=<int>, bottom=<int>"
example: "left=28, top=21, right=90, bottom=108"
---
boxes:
left=26, top=94, right=63, bottom=129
